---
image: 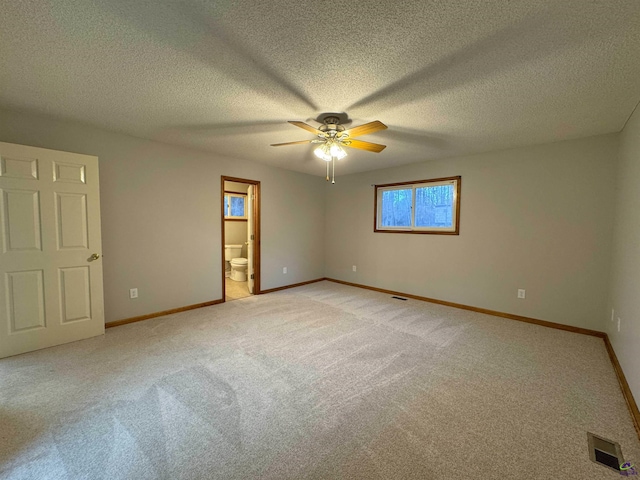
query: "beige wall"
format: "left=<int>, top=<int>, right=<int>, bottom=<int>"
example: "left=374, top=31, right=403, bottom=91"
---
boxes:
left=225, top=181, right=249, bottom=193
left=325, top=135, right=618, bottom=330
left=0, top=108, right=326, bottom=323
left=608, top=105, right=640, bottom=401
left=224, top=222, right=248, bottom=259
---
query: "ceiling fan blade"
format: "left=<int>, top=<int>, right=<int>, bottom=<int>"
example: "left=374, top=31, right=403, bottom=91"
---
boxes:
left=343, top=120, right=387, bottom=138
left=344, top=139, right=387, bottom=153
left=288, top=121, right=322, bottom=135
left=270, top=140, right=314, bottom=147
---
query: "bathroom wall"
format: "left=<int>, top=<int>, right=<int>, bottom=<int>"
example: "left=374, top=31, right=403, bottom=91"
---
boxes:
left=225, top=181, right=249, bottom=192
left=224, top=224, right=248, bottom=259
left=224, top=181, right=249, bottom=259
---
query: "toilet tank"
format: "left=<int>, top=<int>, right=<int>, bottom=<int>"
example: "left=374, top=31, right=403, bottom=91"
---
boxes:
left=224, top=244, right=243, bottom=261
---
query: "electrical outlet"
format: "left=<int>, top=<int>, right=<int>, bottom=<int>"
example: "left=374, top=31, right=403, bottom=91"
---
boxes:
left=617, top=317, right=621, bottom=332
left=283, top=267, right=287, bottom=274
left=517, top=289, right=526, bottom=299
left=611, top=309, right=615, bottom=322
left=129, top=288, right=138, bottom=299
left=352, top=265, right=357, bottom=272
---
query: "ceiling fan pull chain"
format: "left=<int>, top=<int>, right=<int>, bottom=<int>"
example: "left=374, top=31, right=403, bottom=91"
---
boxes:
left=326, top=161, right=329, bottom=182
left=332, top=156, right=335, bottom=184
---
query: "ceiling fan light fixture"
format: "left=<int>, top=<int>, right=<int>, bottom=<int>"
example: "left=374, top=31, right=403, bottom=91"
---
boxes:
left=313, top=144, right=332, bottom=161
left=329, top=143, right=347, bottom=160
left=314, top=141, right=347, bottom=162
left=313, top=142, right=347, bottom=162
left=275, top=117, right=387, bottom=183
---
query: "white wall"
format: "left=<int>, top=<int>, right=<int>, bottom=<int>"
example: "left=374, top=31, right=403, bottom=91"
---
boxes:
left=0, top=108, right=325, bottom=322
left=325, top=135, right=618, bottom=330
left=608, top=105, right=640, bottom=401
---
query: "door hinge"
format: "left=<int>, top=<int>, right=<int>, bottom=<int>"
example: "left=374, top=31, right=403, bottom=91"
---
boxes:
left=251, top=274, right=254, bottom=279
left=250, top=234, right=254, bottom=240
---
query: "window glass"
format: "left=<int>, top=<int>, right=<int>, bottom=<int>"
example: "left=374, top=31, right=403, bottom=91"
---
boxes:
left=415, top=184, right=454, bottom=228
left=230, top=196, right=245, bottom=217
left=381, top=188, right=412, bottom=227
left=224, top=193, right=247, bottom=218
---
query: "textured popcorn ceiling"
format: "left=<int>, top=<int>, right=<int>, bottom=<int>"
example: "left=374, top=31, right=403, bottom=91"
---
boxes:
left=1, top=1, right=639, bottom=176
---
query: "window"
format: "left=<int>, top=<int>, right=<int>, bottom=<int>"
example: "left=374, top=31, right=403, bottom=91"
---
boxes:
left=223, top=193, right=247, bottom=219
left=375, top=176, right=461, bottom=234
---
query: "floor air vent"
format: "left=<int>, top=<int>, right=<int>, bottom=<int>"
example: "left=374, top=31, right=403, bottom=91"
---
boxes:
left=588, top=432, right=624, bottom=472
left=391, top=296, right=407, bottom=301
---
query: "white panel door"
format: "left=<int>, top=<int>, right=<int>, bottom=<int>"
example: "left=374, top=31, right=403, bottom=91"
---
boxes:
left=247, top=185, right=254, bottom=294
left=0, top=142, right=104, bottom=358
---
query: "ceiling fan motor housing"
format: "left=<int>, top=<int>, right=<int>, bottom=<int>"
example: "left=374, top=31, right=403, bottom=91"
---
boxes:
left=315, top=112, right=351, bottom=127
left=318, top=119, right=346, bottom=137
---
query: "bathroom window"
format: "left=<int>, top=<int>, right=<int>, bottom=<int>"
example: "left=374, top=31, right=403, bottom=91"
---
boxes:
left=374, top=176, right=461, bottom=234
left=224, top=193, right=247, bottom=219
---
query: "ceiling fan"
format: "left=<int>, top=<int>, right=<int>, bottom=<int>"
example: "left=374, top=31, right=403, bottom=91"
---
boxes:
left=271, top=114, right=388, bottom=183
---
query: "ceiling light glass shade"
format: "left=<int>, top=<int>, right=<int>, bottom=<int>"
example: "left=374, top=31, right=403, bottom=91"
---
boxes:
left=314, top=142, right=347, bottom=162
left=329, top=143, right=347, bottom=160
left=314, top=144, right=332, bottom=161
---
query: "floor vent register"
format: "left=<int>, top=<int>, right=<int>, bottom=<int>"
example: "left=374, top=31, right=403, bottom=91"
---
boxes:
left=588, top=432, right=625, bottom=473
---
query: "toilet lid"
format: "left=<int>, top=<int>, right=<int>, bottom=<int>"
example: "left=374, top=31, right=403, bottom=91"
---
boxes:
left=231, top=258, right=248, bottom=265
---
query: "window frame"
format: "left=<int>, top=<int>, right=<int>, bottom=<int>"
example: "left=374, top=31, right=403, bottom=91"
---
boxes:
left=374, top=176, right=461, bottom=235
left=223, top=192, right=248, bottom=220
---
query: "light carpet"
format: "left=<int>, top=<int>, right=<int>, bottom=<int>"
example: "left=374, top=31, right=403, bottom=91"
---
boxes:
left=1, top=281, right=638, bottom=479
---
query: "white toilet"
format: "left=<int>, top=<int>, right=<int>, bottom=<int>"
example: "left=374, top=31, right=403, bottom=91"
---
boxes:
left=230, top=258, right=248, bottom=281
left=224, top=245, right=248, bottom=282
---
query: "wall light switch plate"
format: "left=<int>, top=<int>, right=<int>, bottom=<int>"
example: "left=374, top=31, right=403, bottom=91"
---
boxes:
left=352, top=265, right=357, bottom=272
left=517, top=289, right=526, bottom=299
left=130, top=288, right=138, bottom=299
left=283, top=267, right=287, bottom=274
left=617, top=317, right=621, bottom=332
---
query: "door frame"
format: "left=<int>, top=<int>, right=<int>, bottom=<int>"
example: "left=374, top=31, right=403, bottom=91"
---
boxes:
left=221, top=176, right=261, bottom=300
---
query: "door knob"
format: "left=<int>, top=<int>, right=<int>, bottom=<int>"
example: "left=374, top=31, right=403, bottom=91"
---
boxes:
left=89, top=253, right=101, bottom=261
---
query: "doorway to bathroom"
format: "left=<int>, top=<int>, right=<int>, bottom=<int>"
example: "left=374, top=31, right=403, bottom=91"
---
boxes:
left=221, top=176, right=261, bottom=302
